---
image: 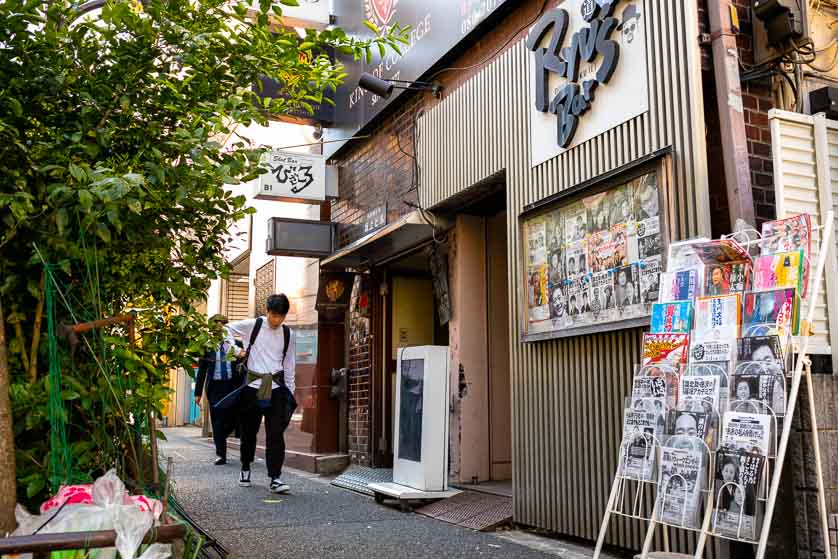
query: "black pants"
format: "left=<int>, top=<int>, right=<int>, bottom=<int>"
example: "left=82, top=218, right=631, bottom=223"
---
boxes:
left=207, top=380, right=238, bottom=459
left=209, top=405, right=236, bottom=459
left=239, top=386, right=296, bottom=478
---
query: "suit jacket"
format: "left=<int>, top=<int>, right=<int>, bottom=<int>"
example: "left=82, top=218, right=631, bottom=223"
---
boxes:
left=195, top=340, right=242, bottom=404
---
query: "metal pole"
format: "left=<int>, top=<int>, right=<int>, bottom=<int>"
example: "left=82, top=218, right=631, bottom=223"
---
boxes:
left=756, top=210, right=834, bottom=558
left=708, top=0, right=755, bottom=226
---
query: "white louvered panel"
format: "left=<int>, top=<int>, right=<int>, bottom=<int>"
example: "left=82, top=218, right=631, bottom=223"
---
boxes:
left=771, top=110, right=837, bottom=357
left=225, top=275, right=250, bottom=321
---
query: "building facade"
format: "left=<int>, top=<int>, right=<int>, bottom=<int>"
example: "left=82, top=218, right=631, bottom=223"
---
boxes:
left=319, top=0, right=838, bottom=555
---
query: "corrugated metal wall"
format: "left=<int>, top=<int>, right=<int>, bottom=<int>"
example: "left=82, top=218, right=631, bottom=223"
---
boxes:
left=418, top=1, right=710, bottom=551
left=769, top=109, right=838, bottom=364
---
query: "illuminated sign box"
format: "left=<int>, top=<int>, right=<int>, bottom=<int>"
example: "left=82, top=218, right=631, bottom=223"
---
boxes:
left=266, top=217, right=335, bottom=258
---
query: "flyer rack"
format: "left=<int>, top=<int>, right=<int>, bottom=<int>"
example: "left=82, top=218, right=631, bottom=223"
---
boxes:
left=593, top=210, right=835, bottom=559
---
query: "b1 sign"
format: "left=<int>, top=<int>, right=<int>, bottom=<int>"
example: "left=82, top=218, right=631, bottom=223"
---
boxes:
left=257, top=150, right=326, bottom=202
left=528, top=0, right=649, bottom=167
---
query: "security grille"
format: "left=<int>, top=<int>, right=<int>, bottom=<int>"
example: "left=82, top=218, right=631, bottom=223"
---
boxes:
left=254, top=260, right=275, bottom=317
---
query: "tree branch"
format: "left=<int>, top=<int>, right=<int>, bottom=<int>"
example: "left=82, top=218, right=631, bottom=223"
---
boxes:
left=0, top=298, right=19, bottom=532
left=12, top=317, right=30, bottom=374
left=28, top=271, right=46, bottom=384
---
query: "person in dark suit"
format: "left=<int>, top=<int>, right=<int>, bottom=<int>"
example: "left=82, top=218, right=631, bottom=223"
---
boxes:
left=195, top=314, right=241, bottom=465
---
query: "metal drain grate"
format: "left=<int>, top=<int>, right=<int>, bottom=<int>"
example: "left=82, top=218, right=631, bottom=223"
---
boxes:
left=330, top=467, right=393, bottom=497
left=416, top=490, right=512, bottom=531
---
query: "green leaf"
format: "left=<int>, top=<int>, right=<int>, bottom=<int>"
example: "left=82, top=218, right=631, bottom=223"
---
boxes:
left=156, top=430, right=168, bottom=441
left=69, top=163, right=86, bottom=182
left=299, top=41, right=314, bottom=51
left=8, top=98, right=23, bottom=117
left=78, top=190, right=94, bottom=212
left=363, top=20, right=379, bottom=35
left=279, top=0, right=299, bottom=5
left=26, top=476, right=45, bottom=499
left=96, top=222, right=111, bottom=242
left=60, top=390, right=80, bottom=401
left=127, top=199, right=142, bottom=214
left=56, top=208, right=69, bottom=235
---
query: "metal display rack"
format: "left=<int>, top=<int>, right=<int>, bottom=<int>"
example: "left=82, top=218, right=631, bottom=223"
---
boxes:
left=593, top=211, right=835, bottom=559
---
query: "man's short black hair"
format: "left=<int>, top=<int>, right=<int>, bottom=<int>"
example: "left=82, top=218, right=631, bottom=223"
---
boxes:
left=266, top=293, right=290, bottom=315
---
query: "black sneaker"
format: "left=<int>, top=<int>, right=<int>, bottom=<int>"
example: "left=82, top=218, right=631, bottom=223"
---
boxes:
left=239, top=469, right=251, bottom=487
left=214, top=457, right=227, bottom=466
left=269, top=478, right=290, bottom=494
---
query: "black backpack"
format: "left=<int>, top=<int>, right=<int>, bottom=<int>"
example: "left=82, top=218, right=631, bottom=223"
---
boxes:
left=215, top=319, right=290, bottom=410
left=234, top=318, right=291, bottom=377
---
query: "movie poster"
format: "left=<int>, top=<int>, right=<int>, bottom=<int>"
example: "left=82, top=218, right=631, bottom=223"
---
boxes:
left=527, top=265, right=549, bottom=322
left=616, top=264, right=641, bottom=308
left=585, top=192, right=610, bottom=234
left=640, top=256, right=662, bottom=304
left=565, top=241, right=588, bottom=280
left=591, top=270, right=616, bottom=320
left=565, top=202, right=588, bottom=244
left=524, top=171, right=662, bottom=336
left=527, top=218, right=547, bottom=267
left=638, top=218, right=661, bottom=260
left=545, top=210, right=563, bottom=252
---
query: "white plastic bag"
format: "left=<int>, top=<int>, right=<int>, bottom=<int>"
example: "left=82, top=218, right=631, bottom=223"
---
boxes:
left=12, top=470, right=160, bottom=559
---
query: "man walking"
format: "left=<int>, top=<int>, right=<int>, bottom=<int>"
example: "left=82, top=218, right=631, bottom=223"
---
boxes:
left=225, top=294, right=297, bottom=494
left=194, top=315, right=239, bottom=465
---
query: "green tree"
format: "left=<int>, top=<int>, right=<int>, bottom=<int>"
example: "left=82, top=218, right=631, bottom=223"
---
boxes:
left=0, top=0, right=405, bottom=531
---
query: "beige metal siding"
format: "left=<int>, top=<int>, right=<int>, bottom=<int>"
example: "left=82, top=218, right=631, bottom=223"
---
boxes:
left=417, top=1, right=709, bottom=551
left=770, top=109, right=837, bottom=361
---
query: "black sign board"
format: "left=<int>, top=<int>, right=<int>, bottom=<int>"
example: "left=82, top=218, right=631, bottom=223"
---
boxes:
left=362, top=204, right=388, bottom=235
left=324, top=0, right=513, bottom=158
left=315, top=271, right=355, bottom=312
left=266, top=217, right=335, bottom=258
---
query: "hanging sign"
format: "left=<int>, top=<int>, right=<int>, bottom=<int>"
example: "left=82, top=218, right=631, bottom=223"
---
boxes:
left=528, top=0, right=649, bottom=167
left=257, top=149, right=326, bottom=202
left=362, top=204, right=388, bottom=235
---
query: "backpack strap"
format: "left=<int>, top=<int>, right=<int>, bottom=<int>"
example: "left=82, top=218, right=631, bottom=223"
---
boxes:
left=282, top=324, right=290, bottom=367
left=242, top=317, right=263, bottom=371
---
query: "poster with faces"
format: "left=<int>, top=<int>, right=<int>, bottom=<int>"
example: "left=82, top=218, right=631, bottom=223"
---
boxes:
left=524, top=172, right=662, bottom=335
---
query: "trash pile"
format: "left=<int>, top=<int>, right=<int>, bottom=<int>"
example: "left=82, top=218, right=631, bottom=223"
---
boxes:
left=12, top=470, right=170, bottom=559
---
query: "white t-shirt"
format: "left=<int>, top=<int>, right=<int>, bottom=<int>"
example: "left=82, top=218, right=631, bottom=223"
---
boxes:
left=225, top=317, right=296, bottom=392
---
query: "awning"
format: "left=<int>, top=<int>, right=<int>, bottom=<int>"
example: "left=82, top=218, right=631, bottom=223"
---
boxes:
left=320, top=210, right=449, bottom=269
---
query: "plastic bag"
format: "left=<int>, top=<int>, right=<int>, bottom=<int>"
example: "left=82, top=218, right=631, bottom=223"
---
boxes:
left=13, top=470, right=163, bottom=559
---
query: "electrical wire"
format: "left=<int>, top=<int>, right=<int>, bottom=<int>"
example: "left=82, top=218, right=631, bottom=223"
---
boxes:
left=424, top=0, right=550, bottom=84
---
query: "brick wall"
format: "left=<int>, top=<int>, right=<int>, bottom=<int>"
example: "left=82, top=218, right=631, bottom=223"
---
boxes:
left=330, top=1, right=541, bottom=247
left=347, top=274, right=372, bottom=465
left=788, top=373, right=838, bottom=558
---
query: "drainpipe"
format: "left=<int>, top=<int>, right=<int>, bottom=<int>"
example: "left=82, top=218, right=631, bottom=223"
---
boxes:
left=708, top=0, right=756, bottom=227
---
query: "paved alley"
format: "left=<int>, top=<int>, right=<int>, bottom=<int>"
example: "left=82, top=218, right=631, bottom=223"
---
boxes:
left=159, top=427, right=566, bottom=559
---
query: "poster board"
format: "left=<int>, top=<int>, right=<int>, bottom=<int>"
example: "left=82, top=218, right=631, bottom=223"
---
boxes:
left=520, top=153, right=672, bottom=342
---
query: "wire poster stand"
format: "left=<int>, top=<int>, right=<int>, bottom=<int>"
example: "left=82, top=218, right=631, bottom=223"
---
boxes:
left=593, top=210, right=835, bottom=559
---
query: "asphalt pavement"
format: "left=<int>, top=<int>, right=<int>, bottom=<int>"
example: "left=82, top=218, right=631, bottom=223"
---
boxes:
left=159, top=427, right=563, bottom=559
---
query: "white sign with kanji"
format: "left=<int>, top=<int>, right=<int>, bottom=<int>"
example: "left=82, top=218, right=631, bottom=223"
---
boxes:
left=257, top=149, right=326, bottom=202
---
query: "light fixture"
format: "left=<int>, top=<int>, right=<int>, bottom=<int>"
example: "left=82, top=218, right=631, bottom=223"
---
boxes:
left=358, top=72, right=443, bottom=99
